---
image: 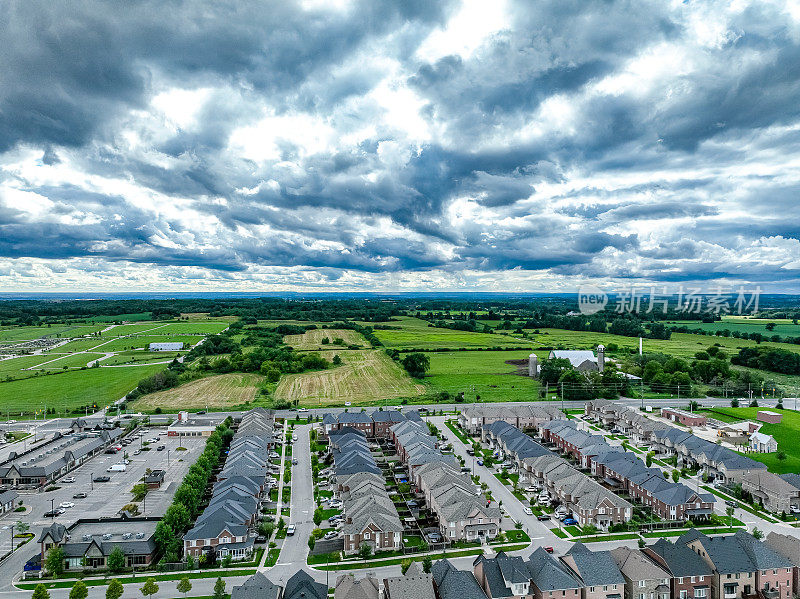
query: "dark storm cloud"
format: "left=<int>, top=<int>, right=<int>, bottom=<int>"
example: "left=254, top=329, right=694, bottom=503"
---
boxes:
left=1, top=0, right=800, bottom=289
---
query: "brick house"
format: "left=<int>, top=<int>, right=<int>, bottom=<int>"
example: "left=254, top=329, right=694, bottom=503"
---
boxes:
left=644, top=538, right=713, bottom=599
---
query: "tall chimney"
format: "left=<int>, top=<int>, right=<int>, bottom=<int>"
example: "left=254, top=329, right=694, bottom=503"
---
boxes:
left=528, top=353, right=538, bottom=378
left=597, top=345, right=605, bottom=372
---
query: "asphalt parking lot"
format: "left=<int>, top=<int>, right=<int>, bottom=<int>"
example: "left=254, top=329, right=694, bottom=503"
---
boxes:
left=0, top=428, right=204, bottom=558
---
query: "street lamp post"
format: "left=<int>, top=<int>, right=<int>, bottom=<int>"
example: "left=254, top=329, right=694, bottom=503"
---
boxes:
left=10, top=524, right=14, bottom=553
left=91, top=473, right=94, bottom=491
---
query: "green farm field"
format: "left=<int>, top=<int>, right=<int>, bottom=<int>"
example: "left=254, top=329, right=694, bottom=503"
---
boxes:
left=696, top=407, right=800, bottom=474
left=0, top=363, right=165, bottom=414
left=668, top=317, right=800, bottom=337
left=0, top=324, right=107, bottom=342
left=368, top=316, right=533, bottom=350
left=534, top=329, right=800, bottom=358
left=422, top=350, right=543, bottom=403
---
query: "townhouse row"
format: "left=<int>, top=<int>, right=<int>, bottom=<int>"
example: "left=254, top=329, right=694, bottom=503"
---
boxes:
left=183, top=408, right=278, bottom=561
left=584, top=400, right=767, bottom=484
left=321, top=409, right=423, bottom=439
left=472, top=530, right=797, bottom=599
left=543, top=420, right=716, bottom=522
left=458, top=404, right=564, bottom=436
left=391, top=419, right=502, bottom=542
left=328, top=427, right=403, bottom=555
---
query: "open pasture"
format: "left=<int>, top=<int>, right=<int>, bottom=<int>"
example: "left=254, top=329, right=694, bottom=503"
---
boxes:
left=668, top=318, right=800, bottom=337
left=274, top=349, right=425, bottom=406
left=0, top=363, right=165, bottom=414
left=423, top=350, right=542, bottom=403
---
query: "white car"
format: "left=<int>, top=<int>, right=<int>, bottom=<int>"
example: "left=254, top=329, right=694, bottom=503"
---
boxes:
left=299, top=408, right=308, bottom=413
left=323, top=531, right=339, bottom=540
left=59, top=502, right=75, bottom=509
left=791, top=505, right=800, bottom=514
left=344, top=402, right=351, bottom=407
left=524, top=507, right=533, bottom=515
left=286, top=524, right=296, bottom=536
left=62, top=476, right=76, bottom=483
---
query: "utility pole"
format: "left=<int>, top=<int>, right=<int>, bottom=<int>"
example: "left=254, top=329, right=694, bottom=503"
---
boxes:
left=560, top=383, right=564, bottom=413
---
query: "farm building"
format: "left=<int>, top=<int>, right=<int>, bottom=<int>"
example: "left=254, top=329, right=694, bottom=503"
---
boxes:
left=548, top=345, right=605, bottom=373
left=149, top=342, right=184, bottom=351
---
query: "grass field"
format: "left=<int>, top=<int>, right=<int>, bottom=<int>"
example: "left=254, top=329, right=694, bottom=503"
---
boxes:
left=423, top=350, right=543, bottom=403
left=668, top=317, right=800, bottom=337
left=0, top=324, right=107, bottom=342
left=534, top=328, right=800, bottom=358
left=369, top=316, right=533, bottom=350
left=274, top=349, right=425, bottom=406
left=0, top=363, right=165, bottom=414
left=283, top=328, right=367, bottom=350
left=132, top=373, right=264, bottom=411
left=697, top=407, right=800, bottom=474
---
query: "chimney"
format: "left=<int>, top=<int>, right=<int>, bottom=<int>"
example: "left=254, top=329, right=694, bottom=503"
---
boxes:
left=597, top=345, right=605, bottom=373
left=528, top=354, right=538, bottom=378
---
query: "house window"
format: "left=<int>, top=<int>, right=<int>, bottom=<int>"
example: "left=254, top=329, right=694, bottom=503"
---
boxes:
left=364, top=533, right=370, bottom=540
left=680, top=592, right=688, bottom=599
left=640, top=580, right=646, bottom=587
left=221, top=537, right=230, bottom=544
left=691, top=577, right=696, bottom=583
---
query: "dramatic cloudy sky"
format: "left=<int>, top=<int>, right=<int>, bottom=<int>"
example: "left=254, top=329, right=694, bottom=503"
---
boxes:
left=2, top=0, right=800, bottom=293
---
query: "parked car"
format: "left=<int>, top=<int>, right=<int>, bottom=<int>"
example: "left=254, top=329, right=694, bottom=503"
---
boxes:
left=292, top=458, right=298, bottom=465
left=62, top=476, right=76, bottom=483
left=156, top=445, right=165, bottom=451
left=323, top=531, right=338, bottom=540
left=427, top=532, right=442, bottom=543
left=298, top=408, right=308, bottom=413
left=133, top=449, right=141, bottom=455
left=286, top=524, right=296, bottom=536
left=563, top=517, right=578, bottom=525
left=725, top=500, right=737, bottom=507
left=477, top=459, right=484, bottom=466
left=93, top=475, right=111, bottom=483
left=524, top=507, right=533, bottom=515
left=791, top=505, right=800, bottom=514
left=407, top=500, right=419, bottom=508
left=255, top=536, right=267, bottom=544
left=59, top=502, right=75, bottom=509
left=544, top=546, right=554, bottom=553
left=73, top=492, right=88, bottom=499
left=537, top=514, right=551, bottom=521
left=292, top=434, right=298, bottom=442
left=43, top=510, right=61, bottom=518
left=524, top=486, right=539, bottom=493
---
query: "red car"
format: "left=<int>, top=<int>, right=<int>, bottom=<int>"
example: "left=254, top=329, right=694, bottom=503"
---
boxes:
left=544, top=546, right=554, bottom=553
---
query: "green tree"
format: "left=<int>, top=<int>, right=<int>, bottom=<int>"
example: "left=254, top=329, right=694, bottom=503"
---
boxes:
left=401, top=353, right=430, bottom=378
left=131, top=483, right=149, bottom=502
left=726, top=506, right=735, bottom=528
left=422, top=555, right=433, bottom=573
left=177, top=577, right=192, bottom=598
left=753, top=527, right=764, bottom=540
left=332, top=354, right=342, bottom=366
left=140, top=578, right=159, bottom=598
left=313, top=507, right=323, bottom=526
left=32, top=584, right=50, bottom=599
left=308, top=535, right=316, bottom=551
left=358, top=543, right=373, bottom=562
left=671, top=470, right=680, bottom=483
left=163, top=503, right=191, bottom=535
left=69, top=581, right=88, bottom=599
left=107, top=546, right=126, bottom=573
left=645, top=452, right=653, bottom=468
left=400, top=559, right=412, bottom=574
left=16, top=521, right=29, bottom=534
left=185, top=553, right=195, bottom=570
left=45, top=546, right=65, bottom=577
left=213, top=577, right=226, bottom=599
left=106, top=580, right=123, bottom=599
left=777, top=451, right=787, bottom=461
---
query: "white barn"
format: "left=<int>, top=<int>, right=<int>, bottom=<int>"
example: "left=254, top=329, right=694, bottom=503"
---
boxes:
left=149, top=342, right=184, bottom=351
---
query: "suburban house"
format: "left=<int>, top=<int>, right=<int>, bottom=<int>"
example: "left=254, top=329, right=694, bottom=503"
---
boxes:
left=740, top=471, right=800, bottom=514
left=433, top=558, right=489, bottom=599
left=560, top=543, right=626, bottom=599
left=527, top=546, right=584, bottom=599
left=0, top=489, right=18, bottom=514
left=748, top=433, right=778, bottom=454
left=39, top=518, right=158, bottom=571
left=335, top=574, right=380, bottom=599
left=383, top=561, right=436, bottom=599
left=644, top=538, right=714, bottom=599
left=679, top=530, right=794, bottom=599
left=610, top=546, right=671, bottom=599
left=474, top=552, right=532, bottom=598
left=322, top=409, right=422, bottom=440
left=231, top=572, right=282, bottom=599
left=283, top=570, right=328, bottom=599
left=765, top=532, right=800, bottom=595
